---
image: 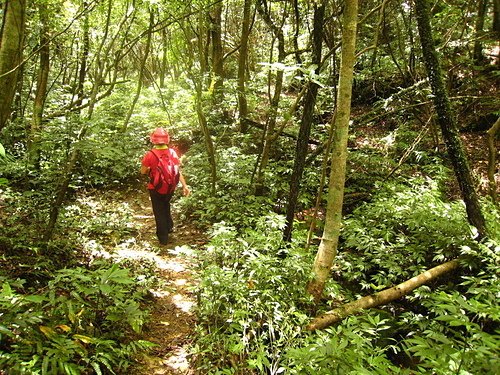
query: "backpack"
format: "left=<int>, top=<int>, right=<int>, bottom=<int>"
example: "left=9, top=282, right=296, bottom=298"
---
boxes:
left=149, top=149, right=180, bottom=194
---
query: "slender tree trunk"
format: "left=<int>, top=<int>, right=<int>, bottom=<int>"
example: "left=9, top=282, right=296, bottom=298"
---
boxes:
left=44, top=0, right=115, bottom=241
left=30, top=3, right=50, bottom=166
left=0, top=0, right=26, bottom=132
left=75, top=3, right=89, bottom=108
left=254, top=0, right=286, bottom=195
left=308, top=0, right=358, bottom=301
left=210, top=3, right=224, bottom=103
left=122, top=10, right=153, bottom=132
left=292, top=0, right=303, bottom=68
left=188, top=7, right=217, bottom=196
left=414, top=0, right=487, bottom=238
left=44, top=148, right=80, bottom=242
left=160, top=28, right=169, bottom=87
left=369, top=0, right=390, bottom=69
left=307, top=259, right=460, bottom=330
left=473, top=0, right=488, bottom=65
left=283, top=3, right=325, bottom=242
left=493, top=0, right=500, bottom=37
left=237, top=0, right=252, bottom=132
left=486, top=117, right=500, bottom=203
left=195, top=82, right=217, bottom=196
left=492, top=0, right=500, bottom=65
left=86, top=0, right=113, bottom=119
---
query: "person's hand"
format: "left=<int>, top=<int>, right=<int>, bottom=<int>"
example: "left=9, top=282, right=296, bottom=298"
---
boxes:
left=182, top=186, right=191, bottom=197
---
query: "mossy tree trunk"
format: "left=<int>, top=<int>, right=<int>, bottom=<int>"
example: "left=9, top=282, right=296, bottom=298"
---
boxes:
left=0, top=0, right=26, bottom=132
left=283, top=2, right=325, bottom=242
left=308, top=0, right=358, bottom=301
left=414, top=0, right=487, bottom=238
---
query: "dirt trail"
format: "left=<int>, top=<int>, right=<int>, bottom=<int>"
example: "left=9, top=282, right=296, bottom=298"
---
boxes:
left=118, top=190, right=206, bottom=374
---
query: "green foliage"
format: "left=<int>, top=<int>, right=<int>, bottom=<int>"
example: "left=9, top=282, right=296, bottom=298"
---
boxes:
left=331, top=177, right=500, bottom=373
left=283, top=314, right=404, bottom=374
left=338, top=177, right=474, bottom=291
left=61, top=192, right=138, bottom=245
left=397, top=235, right=500, bottom=374
left=179, top=144, right=277, bottom=228
left=0, top=261, right=154, bottom=374
left=192, top=216, right=314, bottom=373
left=402, top=288, right=499, bottom=374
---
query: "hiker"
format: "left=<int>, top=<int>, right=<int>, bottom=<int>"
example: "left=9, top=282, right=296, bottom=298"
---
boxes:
left=140, top=127, right=190, bottom=245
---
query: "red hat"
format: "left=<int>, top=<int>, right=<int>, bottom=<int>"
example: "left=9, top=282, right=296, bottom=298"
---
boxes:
left=150, top=128, right=170, bottom=144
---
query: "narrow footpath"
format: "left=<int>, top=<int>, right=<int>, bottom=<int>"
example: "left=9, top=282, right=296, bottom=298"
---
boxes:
left=115, top=188, right=206, bottom=374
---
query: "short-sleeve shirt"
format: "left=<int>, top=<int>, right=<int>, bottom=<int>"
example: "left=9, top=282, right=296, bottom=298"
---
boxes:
left=141, top=147, right=180, bottom=191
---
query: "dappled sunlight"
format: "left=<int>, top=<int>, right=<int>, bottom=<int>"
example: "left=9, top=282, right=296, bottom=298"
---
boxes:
left=112, top=247, right=188, bottom=273
left=163, top=347, right=191, bottom=373
left=172, top=293, right=195, bottom=314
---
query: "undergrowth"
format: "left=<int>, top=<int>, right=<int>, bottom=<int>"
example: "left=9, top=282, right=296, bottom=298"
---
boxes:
left=0, top=261, right=156, bottom=374
left=192, top=176, right=500, bottom=374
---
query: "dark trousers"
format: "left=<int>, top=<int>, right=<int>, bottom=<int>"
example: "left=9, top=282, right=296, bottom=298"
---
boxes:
left=149, top=190, right=174, bottom=245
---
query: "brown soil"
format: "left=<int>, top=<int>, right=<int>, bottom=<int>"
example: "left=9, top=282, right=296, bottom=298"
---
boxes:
left=117, top=189, right=207, bottom=375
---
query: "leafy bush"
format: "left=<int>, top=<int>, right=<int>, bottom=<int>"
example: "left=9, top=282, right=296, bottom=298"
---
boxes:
left=331, top=177, right=500, bottom=373
left=0, top=261, right=155, bottom=374
left=178, top=144, right=277, bottom=228
left=283, top=314, right=404, bottom=374
left=192, top=215, right=314, bottom=374
left=338, top=177, right=474, bottom=291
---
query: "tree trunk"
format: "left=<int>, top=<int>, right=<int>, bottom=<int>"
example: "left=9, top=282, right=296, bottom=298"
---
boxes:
left=75, top=3, right=90, bottom=108
left=237, top=0, right=252, bottom=132
left=122, top=10, right=153, bottom=132
left=0, top=0, right=26, bottom=132
left=210, top=3, right=224, bottom=103
left=473, top=0, right=488, bottom=65
left=307, top=0, right=359, bottom=301
left=254, top=0, right=287, bottom=195
left=160, top=28, right=169, bottom=87
left=493, top=0, right=500, bottom=65
left=292, top=0, right=303, bottom=68
left=486, top=117, right=500, bottom=203
left=414, top=0, right=487, bottom=238
left=30, top=3, right=50, bottom=166
left=493, top=0, right=500, bottom=37
left=283, top=2, right=325, bottom=242
left=307, top=259, right=460, bottom=331
left=44, top=0, right=117, bottom=241
left=195, top=82, right=217, bottom=196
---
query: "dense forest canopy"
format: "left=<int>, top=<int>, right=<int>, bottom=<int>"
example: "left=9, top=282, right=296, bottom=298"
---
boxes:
left=0, top=0, right=499, bottom=374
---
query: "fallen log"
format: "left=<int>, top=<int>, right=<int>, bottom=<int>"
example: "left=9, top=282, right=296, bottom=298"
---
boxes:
left=306, top=259, right=460, bottom=331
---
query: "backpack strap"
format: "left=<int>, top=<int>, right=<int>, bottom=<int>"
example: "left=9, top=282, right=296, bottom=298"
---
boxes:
left=150, top=149, right=160, bottom=161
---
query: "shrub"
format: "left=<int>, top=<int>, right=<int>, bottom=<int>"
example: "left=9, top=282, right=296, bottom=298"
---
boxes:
left=0, top=261, right=155, bottom=374
left=192, top=216, right=314, bottom=374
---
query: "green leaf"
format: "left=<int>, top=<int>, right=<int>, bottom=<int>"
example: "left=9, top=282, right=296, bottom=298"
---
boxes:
left=91, top=362, right=103, bottom=375
left=24, top=295, right=46, bottom=303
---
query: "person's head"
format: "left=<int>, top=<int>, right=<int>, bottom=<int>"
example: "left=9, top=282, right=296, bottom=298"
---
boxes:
left=150, top=127, right=170, bottom=145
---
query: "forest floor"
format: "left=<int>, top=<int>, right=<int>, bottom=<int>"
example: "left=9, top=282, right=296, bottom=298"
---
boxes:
left=113, top=187, right=207, bottom=375
left=110, top=127, right=496, bottom=374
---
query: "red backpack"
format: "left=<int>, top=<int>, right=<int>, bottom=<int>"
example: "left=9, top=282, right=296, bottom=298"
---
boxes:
left=149, top=149, right=180, bottom=194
